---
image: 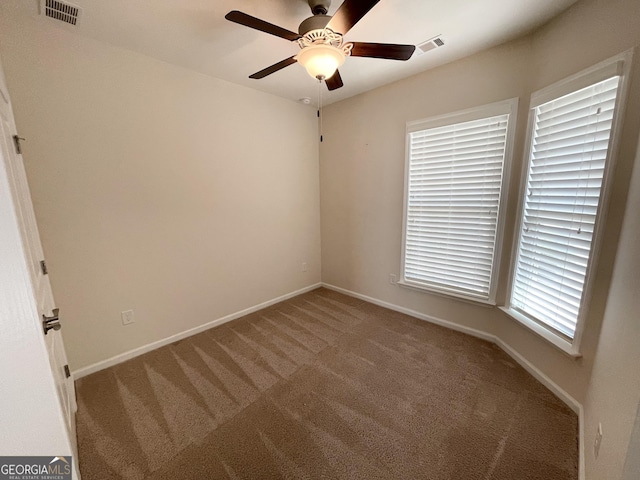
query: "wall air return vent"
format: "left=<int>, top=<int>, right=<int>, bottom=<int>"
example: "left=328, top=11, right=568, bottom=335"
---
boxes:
left=417, top=35, right=445, bottom=54
left=40, top=0, right=82, bottom=26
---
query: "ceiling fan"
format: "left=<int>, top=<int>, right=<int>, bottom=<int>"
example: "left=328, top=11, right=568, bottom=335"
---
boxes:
left=225, top=0, right=416, bottom=91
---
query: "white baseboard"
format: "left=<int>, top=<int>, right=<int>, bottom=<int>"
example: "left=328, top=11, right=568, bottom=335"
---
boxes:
left=72, top=283, right=322, bottom=379
left=322, top=282, right=585, bottom=479
left=322, top=283, right=496, bottom=343
left=493, top=337, right=581, bottom=414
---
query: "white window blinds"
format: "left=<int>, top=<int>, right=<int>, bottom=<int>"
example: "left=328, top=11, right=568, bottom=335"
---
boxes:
left=510, top=76, right=621, bottom=339
left=404, top=113, right=510, bottom=300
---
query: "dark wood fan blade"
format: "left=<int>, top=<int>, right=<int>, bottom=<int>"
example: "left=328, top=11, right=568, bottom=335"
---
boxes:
left=326, top=0, right=380, bottom=35
left=350, top=42, right=416, bottom=60
left=225, top=11, right=301, bottom=41
left=325, top=70, right=344, bottom=90
left=249, top=56, right=298, bottom=79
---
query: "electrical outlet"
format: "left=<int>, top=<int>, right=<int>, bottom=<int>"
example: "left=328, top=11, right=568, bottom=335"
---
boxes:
left=302, top=262, right=308, bottom=272
left=389, top=274, right=397, bottom=285
left=121, top=310, right=135, bottom=326
left=594, top=422, right=603, bottom=458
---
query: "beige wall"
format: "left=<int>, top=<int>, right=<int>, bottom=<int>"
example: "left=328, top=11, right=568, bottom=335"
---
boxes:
left=622, top=401, right=640, bottom=479
left=583, top=131, right=640, bottom=480
left=320, top=37, right=532, bottom=337
left=321, top=0, right=640, bottom=478
left=0, top=14, right=321, bottom=370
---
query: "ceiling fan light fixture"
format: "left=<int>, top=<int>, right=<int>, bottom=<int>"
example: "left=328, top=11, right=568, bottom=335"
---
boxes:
left=226, top=0, right=416, bottom=91
left=297, top=44, right=346, bottom=80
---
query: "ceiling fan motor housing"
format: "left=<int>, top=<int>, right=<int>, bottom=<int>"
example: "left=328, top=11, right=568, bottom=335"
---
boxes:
left=299, top=14, right=331, bottom=35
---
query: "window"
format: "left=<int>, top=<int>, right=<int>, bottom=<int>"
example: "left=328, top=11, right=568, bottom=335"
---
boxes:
left=506, top=55, right=629, bottom=353
left=401, top=100, right=517, bottom=303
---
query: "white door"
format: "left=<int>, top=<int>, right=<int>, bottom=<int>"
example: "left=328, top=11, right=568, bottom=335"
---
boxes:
left=0, top=55, right=79, bottom=475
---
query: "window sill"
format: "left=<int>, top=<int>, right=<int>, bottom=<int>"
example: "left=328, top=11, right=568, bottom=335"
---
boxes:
left=397, top=279, right=494, bottom=309
left=498, top=306, right=582, bottom=358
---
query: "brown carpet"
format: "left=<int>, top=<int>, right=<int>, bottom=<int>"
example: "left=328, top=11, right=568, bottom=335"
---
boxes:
left=76, top=288, right=578, bottom=479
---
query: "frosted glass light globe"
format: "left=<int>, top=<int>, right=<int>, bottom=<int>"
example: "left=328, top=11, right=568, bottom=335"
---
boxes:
left=297, top=44, right=346, bottom=79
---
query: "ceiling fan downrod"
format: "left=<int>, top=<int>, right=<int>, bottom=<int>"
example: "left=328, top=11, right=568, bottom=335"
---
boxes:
left=308, top=0, right=331, bottom=16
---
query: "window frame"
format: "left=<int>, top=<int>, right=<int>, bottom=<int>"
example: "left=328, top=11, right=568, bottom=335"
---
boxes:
left=400, top=98, right=518, bottom=305
left=502, top=51, right=633, bottom=357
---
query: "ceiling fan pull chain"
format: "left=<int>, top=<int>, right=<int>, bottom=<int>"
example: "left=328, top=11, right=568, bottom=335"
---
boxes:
left=318, top=77, right=324, bottom=142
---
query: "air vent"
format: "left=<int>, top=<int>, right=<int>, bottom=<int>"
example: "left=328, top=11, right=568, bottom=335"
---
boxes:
left=417, top=35, right=446, bottom=54
left=40, top=0, right=82, bottom=26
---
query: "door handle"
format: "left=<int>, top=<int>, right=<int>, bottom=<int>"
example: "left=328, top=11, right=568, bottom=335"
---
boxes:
left=42, top=308, right=61, bottom=335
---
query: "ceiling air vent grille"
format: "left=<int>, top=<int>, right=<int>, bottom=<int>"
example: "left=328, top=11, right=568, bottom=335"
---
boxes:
left=40, top=0, right=82, bottom=26
left=418, top=35, right=445, bottom=54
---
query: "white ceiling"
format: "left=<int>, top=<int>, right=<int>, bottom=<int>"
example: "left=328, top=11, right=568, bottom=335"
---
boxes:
left=6, top=0, right=579, bottom=105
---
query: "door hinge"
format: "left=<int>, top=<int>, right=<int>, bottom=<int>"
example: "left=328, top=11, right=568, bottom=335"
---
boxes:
left=64, top=365, right=71, bottom=378
left=40, top=260, right=48, bottom=275
left=12, top=135, right=25, bottom=155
